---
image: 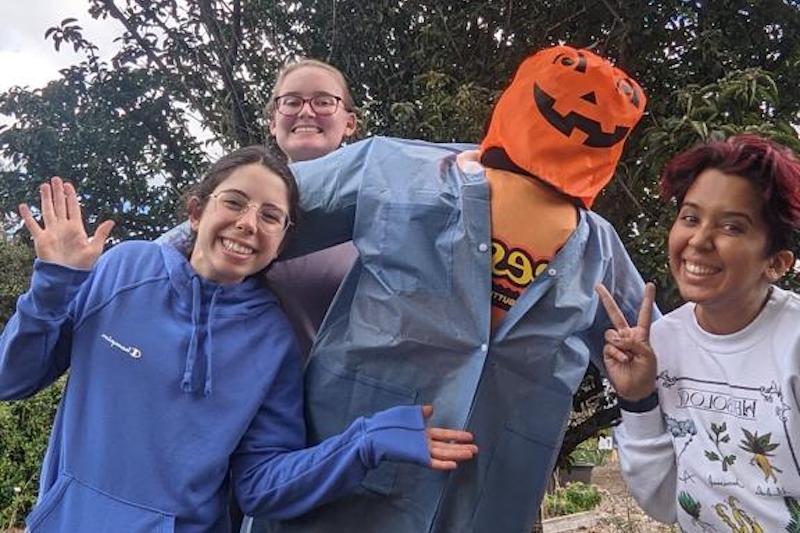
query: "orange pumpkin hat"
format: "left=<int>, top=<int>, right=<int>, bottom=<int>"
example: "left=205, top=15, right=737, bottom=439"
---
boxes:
left=480, top=45, right=646, bottom=207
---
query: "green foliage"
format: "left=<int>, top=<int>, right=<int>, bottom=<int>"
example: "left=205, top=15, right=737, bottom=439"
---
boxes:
left=0, top=238, right=61, bottom=527
left=0, top=380, right=65, bottom=529
left=704, top=421, right=737, bottom=471
left=384, top=71, right=495, bottom=143
left=567, top=437, right=611, bottom=468
left=603, top=66, right=800, bottom=312
left=0, top=61, right=207, bottom=240
left=0, top=239, right=33, bottom=327
left=786, top=496, right=800, bottom=533
left=543, top=482, right=601, bottom=518
left=678, top=490, right=702, bottom=520
left=739, top=428, right=780, bottom=455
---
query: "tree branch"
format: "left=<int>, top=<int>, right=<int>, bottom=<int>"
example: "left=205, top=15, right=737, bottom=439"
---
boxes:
left=101, top=0, right=219, bottom=139
left=198, top=0, right=253, bottom=145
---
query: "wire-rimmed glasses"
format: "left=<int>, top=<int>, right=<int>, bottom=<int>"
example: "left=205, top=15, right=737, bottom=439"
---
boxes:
left=210, top=191, right=292, bottom=234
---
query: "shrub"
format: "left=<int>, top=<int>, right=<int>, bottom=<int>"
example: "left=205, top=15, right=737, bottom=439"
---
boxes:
left=0, top=238, right=64, bottom=528
left=0, top=239, right=33, bottom=326
left=543, top=481, right=602, bottom=518
left=567, top=437, right=612, bottom=467
left=0, top=380, right=64, bottom=528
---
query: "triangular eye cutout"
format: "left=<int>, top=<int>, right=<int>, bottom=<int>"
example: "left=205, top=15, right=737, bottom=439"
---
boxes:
left=580, top=92, right=597, bottom=104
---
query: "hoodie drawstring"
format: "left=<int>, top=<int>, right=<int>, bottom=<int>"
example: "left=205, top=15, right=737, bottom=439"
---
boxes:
left=203, top=288, right=220, bottom=397
left=181, top=277, right=203, bottom=393
left=181, top=276, right=220, bottom=397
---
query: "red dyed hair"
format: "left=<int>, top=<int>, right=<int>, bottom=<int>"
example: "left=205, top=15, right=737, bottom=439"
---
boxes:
left=660, top=134, right=800, bottom=254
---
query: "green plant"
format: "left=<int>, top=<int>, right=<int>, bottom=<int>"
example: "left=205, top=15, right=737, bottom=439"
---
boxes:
left=0, top=379, right=65, bottom=528
left=0, top=237, right=64, bottom=528
left=739, top=428, right=782, bottom=482
left=566, top=437, right=611, bottom=468
left=542, top=481, right=601, bottom=518
left=704, top=421, right=736, bottom=472
left=0, top=239, right=34, bottom=327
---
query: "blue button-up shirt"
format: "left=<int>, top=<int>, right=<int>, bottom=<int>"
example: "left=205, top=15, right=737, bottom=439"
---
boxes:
left=253, top=137, right=650, bottom=533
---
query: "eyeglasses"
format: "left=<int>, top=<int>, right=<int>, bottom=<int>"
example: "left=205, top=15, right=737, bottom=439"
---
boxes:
left=274, top=94, right=344, bottom=116
left=210, top=191, right=292, bottom=234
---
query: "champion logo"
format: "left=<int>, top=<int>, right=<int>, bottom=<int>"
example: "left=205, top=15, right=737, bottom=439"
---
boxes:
left=101, top=334, right=142, bottom=359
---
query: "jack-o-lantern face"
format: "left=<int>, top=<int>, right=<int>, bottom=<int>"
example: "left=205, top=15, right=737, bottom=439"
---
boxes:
left=480, top=45, right=647, bottom=207
left=534, top=50, right=644, bottom=148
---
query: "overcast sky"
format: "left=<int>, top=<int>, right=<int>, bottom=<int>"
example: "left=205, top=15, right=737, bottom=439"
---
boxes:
left=0, top=0, right=224, bottom=160
left=0, top=0, right=121, bottom=93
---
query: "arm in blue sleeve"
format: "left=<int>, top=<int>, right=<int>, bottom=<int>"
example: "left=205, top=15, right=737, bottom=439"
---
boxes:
left=230, top=340, right=429, bottom=519
left=155, top=140, right=373, bottom=260
left=0, top=260, right=89, bottom=400
left=282, top=139, right=376, bottom=258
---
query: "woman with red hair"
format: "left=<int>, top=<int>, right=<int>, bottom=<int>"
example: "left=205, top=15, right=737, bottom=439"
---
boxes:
left=598, top=134, right=800, bottom=531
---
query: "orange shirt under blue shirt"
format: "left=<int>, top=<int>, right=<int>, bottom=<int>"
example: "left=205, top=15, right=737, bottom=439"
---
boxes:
left=487, top=168, right=578, bottom=329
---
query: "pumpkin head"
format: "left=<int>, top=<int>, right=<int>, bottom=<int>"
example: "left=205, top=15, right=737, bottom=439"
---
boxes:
left=480, top=45, right=646, bottom=207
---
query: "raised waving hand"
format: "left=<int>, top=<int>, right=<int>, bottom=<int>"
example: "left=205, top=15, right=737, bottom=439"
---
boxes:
left=19, top=177, right=114, bottom=270
left=595, top=283, right=657, bottom=402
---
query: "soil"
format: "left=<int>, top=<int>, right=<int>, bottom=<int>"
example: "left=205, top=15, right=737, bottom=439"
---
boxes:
left=582, top=457, right=678, bottom=533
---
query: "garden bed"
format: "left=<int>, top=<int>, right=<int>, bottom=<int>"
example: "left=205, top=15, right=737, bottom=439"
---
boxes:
left=542, top=510, right=599, bottom=532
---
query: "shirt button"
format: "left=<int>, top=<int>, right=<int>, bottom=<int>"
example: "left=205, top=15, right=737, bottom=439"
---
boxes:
left=478, top=243, right=489, bottom=252
left=480, top=343, right=488, bottom=352
left=548, top=268, right=557, bottom=276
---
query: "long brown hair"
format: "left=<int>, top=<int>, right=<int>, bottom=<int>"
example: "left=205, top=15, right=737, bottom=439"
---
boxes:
left=183, top=145, right=300, bottom=251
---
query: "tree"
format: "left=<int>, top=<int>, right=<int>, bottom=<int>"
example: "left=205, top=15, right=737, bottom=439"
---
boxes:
left=0, top=58, right=207, bottom=240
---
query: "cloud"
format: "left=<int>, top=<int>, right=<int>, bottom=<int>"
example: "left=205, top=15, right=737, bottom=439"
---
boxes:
left=0, top=0, right=121, bottom=92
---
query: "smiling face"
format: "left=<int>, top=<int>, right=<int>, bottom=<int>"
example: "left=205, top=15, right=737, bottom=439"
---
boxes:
left=269, top=65, right=356, bottom=162
left=668, top=168, right=792, bottom=332
left=189, top=163, right=290, bottom=285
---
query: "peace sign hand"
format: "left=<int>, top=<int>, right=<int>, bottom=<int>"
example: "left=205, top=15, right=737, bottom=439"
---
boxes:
left=19, top=177, right=114, bottom=270
left=595, top=282, right=657, bottom=402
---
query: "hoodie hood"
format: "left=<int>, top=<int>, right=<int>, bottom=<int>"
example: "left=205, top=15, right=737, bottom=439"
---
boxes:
left=480, top=45, right=646, bottom=208
left=160, top=244, right=277, bottom=396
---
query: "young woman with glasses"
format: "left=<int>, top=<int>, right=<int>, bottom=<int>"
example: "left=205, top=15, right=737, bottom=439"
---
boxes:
left=267, top=59, right=357, bottom=163
left=153, top=59, right=398, bottom=531
left=0, top=146, right=477, bottom=533
left=263, top=60, right=362, bottom=360
left=159, top=59, right=361, bottom=358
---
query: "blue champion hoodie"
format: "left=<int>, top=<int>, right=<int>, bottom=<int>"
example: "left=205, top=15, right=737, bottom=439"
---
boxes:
left=0, top=241, right=430, bottom=533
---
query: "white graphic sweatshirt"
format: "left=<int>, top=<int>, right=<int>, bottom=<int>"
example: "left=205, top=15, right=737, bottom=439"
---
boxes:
left=615, top=286, right=800, bottom=532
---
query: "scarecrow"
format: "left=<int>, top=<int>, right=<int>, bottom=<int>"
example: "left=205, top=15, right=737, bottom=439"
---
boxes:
left=252, top=45, right=651, bottom=533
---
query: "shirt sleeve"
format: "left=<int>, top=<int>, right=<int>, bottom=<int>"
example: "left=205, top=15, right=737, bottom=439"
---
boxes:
left=282, top=139, right=376, bottom=258
left=615, top=407, right=678, bottom=524
left=0, top=260, right=90, bottom=400
left=230, top=337, right=429, bottom=520
left=284, top=137, right=477, bottom=259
